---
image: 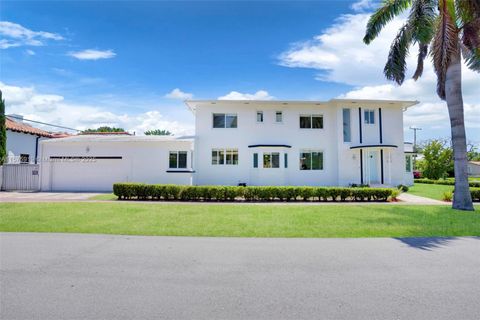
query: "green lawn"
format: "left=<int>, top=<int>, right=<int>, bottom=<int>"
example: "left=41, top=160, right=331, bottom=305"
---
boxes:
left=0, top=202, right=478, bottom=238
left=408, top=183, right=454, bottom=201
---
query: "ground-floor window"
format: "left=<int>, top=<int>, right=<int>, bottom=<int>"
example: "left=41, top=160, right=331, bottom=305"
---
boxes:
left=300, top=150, right=323, bottom=170
left=405, top=155, right=412, bottom=172
left=253, top=153, right=258, bottom=168
left=169, top=151, right=187, bottom=169
left=212, top=148, right=238, bottom=165
left=263, top=152, right=280, bottom=168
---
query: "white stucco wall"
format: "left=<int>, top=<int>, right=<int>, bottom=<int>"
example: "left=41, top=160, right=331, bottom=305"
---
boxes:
left=39, top=138, right=193, bottom=192
left=6, top=130, right=48, bottom=164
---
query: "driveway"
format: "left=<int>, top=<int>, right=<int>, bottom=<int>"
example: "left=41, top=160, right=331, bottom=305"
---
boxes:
left=0, top=191, right=101, bottom=202
left=1, top=233, right=479, bottom=319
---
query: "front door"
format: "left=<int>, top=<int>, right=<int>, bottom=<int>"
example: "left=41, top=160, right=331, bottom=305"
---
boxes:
left=367, top=150, right=380, bottom=184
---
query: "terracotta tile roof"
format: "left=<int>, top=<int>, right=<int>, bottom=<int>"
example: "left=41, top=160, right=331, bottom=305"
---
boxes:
left=6, top=117, right=53, bottom=138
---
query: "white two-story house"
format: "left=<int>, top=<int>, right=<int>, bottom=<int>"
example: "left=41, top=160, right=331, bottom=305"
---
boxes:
left=186, top=99, right=416, bottom=187
left=38, top=99, right=416, bottom=191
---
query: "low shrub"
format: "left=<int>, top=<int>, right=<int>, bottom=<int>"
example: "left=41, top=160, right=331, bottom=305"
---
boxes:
left=414, top=178, right=480, bottom=188
left=113, top=183, right=395, bottom=202
left=441, top=191, right=453, bottom=202
left=397, top=184, right=409, bottom=192
left=469, top=188, right=480, bottom=202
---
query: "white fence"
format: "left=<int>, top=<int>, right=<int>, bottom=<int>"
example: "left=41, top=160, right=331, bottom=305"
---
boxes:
left=1, top=164, right=40, bottom=191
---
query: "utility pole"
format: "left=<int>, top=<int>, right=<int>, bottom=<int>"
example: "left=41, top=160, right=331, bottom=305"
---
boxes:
left=410, top=126, right=422, bottom=169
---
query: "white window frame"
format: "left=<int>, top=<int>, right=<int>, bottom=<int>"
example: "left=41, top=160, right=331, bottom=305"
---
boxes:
left=212, top=148, right=238, bottom=165
left=299, top=150, right=324, bottom=171
left=364, top=109, right=375, bottom=125
left=169, top=151, right=188, bottom=169
left=275, top=111, right=283, bottom=123
left=299, top=114, right=323, bottom=129
left=212, top=113, right=238, bottom=128
left=256, top=111, right=264, bottom=123
left=263, top=152, right=280, bottom=168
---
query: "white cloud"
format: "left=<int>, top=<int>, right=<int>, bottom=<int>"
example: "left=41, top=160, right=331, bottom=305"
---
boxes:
left=67, top=49, right=116, bottom=60
left=0, top=21, right=63, bottom=49
left=278, top=13, right=406, bottom=86
left=218, top=90, right=274, bottom=100
left=351, top=0, right=377, bottom=12
left=25, top=49, right=35, bottom=55
left=279, top=10, right=480, bottom=141
left=0, top=82, right=194, bottom=136
left=165, top=88, right=193, bottom=100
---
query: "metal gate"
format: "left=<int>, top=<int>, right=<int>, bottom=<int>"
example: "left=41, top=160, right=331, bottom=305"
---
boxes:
left=1, top=164, right=40, bottom=191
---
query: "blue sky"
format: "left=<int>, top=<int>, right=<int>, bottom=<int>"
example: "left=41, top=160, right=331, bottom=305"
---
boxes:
left=1, top=0, right=479, bottom=142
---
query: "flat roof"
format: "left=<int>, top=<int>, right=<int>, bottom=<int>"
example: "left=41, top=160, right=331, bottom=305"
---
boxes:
left=40, top=135, right=194, bottom=143
left=185, top=99, right=419, bottom=112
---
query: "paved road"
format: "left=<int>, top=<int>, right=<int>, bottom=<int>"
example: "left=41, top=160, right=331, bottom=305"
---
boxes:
left=1, top=233, right=479, bottom=320
left=0, top=191, right=101, bottom=202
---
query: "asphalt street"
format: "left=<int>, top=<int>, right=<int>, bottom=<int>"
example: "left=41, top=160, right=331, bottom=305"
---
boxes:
left=1, top=233, right=479, bottom=319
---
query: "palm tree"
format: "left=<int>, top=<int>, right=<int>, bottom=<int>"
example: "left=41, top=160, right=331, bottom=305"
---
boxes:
left=363, top=0, right=478, bottom=211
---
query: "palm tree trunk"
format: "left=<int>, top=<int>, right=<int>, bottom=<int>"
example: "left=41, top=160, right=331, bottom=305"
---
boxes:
left=445, top=49, right=474, bottom=211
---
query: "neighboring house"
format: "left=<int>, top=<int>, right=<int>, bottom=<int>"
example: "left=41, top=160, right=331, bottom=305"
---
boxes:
left=468, top=161, right=480, bottom=177
left=6, top=115, right=53, bottom=164
left=39, top=99, right=416, bottom=191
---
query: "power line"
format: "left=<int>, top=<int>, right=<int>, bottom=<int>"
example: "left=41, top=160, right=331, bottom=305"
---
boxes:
left=6, top=114, right=81, bottom=132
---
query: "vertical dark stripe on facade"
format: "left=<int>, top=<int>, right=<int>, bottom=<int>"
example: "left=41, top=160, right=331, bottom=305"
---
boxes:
left=379, top=108, right=383, bottom=144
left=360, top=149, right=364, bottom=184
left=358, top=107, right=363, bottom=143
left=380, top=149, right=384, bottom=184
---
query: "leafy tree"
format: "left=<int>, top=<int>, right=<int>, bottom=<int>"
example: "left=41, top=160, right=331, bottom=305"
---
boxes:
left=0, top=90, right=6, bottom=165
left=419, top=139, right=453, bottom=179
left=467, top=143, right=480, bottom=161
left=83, top=126, right=125, bottom=133
left=363, top=0, right=478, bottom=210
left=144, top=129, right=172, bottom=136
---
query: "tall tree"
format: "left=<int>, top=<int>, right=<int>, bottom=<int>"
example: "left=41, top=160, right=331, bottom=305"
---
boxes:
left=83, top=126, right=125, bottom=133
left=0, top=90, right=6, bottom=165
left=363, top=0, right=479, bottom=210
left=144, top=129, right=172, bottom=136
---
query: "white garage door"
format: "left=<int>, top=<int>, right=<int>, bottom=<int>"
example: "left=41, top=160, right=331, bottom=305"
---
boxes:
left=50, top=157, right=130, bottom=191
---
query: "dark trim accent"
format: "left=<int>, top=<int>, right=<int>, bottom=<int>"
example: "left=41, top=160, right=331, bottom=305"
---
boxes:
left=380, top=149, right=384, bottom=184
left=166, top=170, right=195, bottom=173
left=360, top=149, right=364, bottom=185
left=404, top=151, right=416, bottom=154
left=358, top=107, right=363, bottom=144
left=379, top=108, right=383, bottom=144
left=248, top=144, right=292, bottom=148
left=50, top=156, right=122, bottom=159
left=350, top=144, right=398, bottom=149
left=34, top=136, right=40, bottom=164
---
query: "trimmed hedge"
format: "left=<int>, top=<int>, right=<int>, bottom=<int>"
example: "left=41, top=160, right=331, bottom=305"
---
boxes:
left=113, top=183, right=395, bottom=202
left=469, top=188, right=480, bottom=202
left=415, top=178, right=480, bottom=188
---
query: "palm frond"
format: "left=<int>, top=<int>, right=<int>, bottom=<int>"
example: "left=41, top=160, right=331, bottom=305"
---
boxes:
left=413, top=44, right=429, bottom=79
left=364, top=0, right=413, bottom=44
left=384, top=24, right=413, bottom=84
left=432, top=0, right=460, bottom=100
left=457, top=0, right=480, bottom=71
left=408, top=0, right=437, bottom=43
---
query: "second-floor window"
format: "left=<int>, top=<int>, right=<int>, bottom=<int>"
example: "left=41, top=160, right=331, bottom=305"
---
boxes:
left=213, top=113, right=238, bottom=128
left=169, top=151, right=187, bottom=169
left=343, top=108, right=351, bottom=142
left=275, top=111, right=283, bottom=123
left=364, top=109, right=375, bottom=124
left=300, top=115, right=323, bottom=129
left=212, top=148, right=238, bottom=165
left=257, top=111, right=264, bottom=123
